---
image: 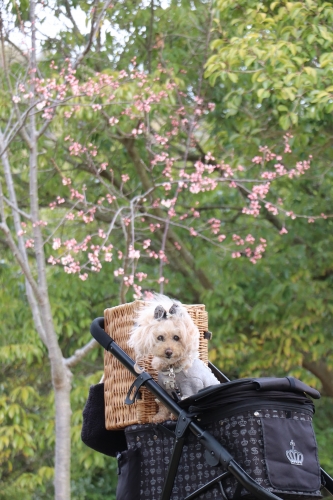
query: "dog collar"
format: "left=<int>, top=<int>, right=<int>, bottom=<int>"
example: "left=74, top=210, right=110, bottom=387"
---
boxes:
left=161, top=366, right=182, bottom=397
left=161, top=365, right=183, bottom=374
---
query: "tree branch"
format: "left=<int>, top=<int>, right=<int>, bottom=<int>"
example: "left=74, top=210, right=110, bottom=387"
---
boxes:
left=64, top=338, right=98, bottom=368
left=302, top=358, right=333, bottom=397
left=120, top=137, right=213, bottom=292
left=73, top=0, right=114, bottom=70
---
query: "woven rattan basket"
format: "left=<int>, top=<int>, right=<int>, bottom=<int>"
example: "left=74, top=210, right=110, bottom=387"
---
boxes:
left=104, top=300, right=209, bottom=430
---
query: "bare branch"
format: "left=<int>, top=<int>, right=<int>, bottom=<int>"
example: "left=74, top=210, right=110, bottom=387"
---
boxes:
left=64, top=339, right=98, bottom=368
left=0, top=221, right=44, bottom=304
left=4, top=35, right=28, bottom=61
left=4, top=196, right=31, bottom=220
left=73, top=0, right=114, bottom=70
left=63, top=0, right=81, bottom=37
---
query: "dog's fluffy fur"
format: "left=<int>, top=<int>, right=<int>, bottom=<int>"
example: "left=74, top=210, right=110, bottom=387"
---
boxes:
left=128, top=294, right=220, bottom=422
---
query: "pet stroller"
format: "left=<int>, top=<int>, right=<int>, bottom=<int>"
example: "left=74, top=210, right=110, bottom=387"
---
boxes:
left=83, top=301, right=333, bottom=500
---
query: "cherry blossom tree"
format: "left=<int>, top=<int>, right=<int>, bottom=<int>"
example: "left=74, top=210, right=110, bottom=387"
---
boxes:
left=1, top=0, right=331, bottom=498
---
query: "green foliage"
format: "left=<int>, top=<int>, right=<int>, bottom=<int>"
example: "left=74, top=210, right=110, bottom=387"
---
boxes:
left=206, top=0, right=333, bottom=130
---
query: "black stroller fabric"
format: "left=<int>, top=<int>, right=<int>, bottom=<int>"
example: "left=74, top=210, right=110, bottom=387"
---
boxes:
left=120, top=378, right=322, bottom=500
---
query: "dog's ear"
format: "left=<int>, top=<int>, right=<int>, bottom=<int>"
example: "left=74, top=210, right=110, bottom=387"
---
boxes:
left=154, top=305, right=167, bottom=320
left=128, top=324, right=152, bottom=360
left=154, top=303, right=179, bottom=320
left=169, top=303, right=178, bottom=315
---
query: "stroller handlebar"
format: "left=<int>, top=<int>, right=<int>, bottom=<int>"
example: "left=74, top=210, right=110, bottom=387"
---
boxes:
left=90, top=317, right=113, bottom=351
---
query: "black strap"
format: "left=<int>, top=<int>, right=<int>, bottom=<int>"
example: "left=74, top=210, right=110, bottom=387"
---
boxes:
left=286, top=376, right=296, bottom=389
left=125, top=372, right=153, bottom=405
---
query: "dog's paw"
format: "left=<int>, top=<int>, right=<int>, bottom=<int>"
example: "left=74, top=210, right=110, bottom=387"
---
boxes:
left=152, top=413, right=167, bottom=424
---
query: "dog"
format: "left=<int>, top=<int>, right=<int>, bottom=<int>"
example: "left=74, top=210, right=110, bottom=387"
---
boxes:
left=128, top=294, right=220, bottom=423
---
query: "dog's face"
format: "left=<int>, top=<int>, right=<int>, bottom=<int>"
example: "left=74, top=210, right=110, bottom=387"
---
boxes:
left=150, top=319, right=187, bottom=369
left=128, top=294, right=200, bottom=371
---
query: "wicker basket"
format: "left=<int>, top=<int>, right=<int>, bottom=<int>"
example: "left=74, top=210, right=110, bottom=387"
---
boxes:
left=104, top=300, right=209, bottom=430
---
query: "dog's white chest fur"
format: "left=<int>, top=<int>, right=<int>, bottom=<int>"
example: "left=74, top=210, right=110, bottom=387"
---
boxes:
left=158, top=358, right=219, bottom=400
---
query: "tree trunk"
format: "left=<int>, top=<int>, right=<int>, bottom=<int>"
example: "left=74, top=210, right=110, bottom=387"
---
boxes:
left=54, top=373, right=72, bottom=499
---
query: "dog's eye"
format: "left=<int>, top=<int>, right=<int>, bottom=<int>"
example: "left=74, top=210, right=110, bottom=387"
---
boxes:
left=173, top=335, right=180, bottom=341
left=157, top=335, right=164, bottom=341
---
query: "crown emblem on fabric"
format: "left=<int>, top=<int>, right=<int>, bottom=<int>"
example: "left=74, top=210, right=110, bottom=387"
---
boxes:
left=286, top=440, right=304, bottom=466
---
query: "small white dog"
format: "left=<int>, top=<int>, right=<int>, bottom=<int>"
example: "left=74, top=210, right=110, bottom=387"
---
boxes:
left=128, top=294, right=220, bottom=423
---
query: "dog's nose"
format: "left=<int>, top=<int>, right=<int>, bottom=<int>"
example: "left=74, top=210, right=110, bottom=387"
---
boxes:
left=165, top=348, right=173, bottom=358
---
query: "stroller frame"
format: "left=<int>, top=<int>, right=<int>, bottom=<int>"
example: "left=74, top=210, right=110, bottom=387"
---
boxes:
left=90, top=317, right=333, bottom=500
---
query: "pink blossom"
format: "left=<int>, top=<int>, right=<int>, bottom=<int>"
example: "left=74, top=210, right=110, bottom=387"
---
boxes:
left=232, top=252, right=241, bottom=258
left=135, top=272, right=147, bottom=282
left=217, top=234, right=226, bottom=242
left=25, top=239, right=34, bottom=248
left=205, top=152, right=215, bottom=161
left=149, top=223, right=160, bottom=232
left=146, top=249, right=158, bottom=259
left=104, top=253, right=113, bottom=262
left=161, top=199, right=173, bottom=208
left=208, top=218, right=221, bottom=234
left=33, top=220, right=48, bottom=227
left=265, top=203, right=279, bottom=215
left=109, top=116, right=119, bottom=125
left=70, top=189, right=84, bottom=201
left=133, top=284, right=142, bottom=299
left=158, top=250, right=168, bottom=263
left=245, top=234, right=255, bottom=244
left=52, top=238, right=62, bottom=250
left=114, top=268, right=124, bottom=277
left=98, top=229, right=106, bottom=238
left=280, top=227, right=288, bottom=235
left=143, top=239, right=151, bottom=249
left=121, top=174, right=130, bottom=183
left=64, top=261, right=81, bottom=274
left=106, top=194, right=116, bottom=204
left=61, top=255, right=74, bottom=265
left=129, top=245, right=140, bottom=259
left=123, top=275, right=134, bottom=286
